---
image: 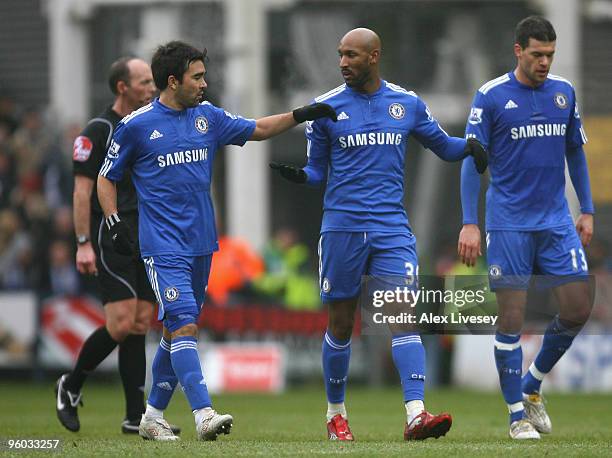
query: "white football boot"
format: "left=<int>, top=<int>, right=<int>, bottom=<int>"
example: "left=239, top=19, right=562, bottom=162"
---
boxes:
left=139, top=416, right=180, bottom=441
left=509, top=419, right=540, bottom=440
left=197, top=409, right=233, bottom=441
left=523, top=393, right=552, bottom=434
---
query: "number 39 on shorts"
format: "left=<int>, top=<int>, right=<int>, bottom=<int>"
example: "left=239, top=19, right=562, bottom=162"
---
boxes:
left=405, top=262, right=419, bottom=285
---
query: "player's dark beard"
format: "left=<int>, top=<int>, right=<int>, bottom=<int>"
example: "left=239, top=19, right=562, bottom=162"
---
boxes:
left=346, top=68, right=371, bottom=91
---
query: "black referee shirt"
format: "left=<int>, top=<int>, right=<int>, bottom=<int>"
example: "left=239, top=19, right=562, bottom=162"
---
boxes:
left=72, top=106, right=138, bottom=214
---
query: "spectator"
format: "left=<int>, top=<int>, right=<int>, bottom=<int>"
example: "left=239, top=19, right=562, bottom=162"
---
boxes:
left=0, top=209, right=33, bottom=289
left=0, top=95, right=19, bottom=139
left=255, top=227, right=320, bottom=310
left=0, top=146, right=16, bottom=208
left=207, top=234, right=265, bottom=305
left=11, top=107, right=53, bottom=187
left=48, top=239, right=80, bottom=296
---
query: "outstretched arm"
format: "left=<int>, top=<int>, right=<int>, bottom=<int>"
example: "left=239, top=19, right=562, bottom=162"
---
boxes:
left=250, top=103, right=336, bottom=141
left=251, top=112, right=296, bottom=141
left=412, top=98, right=488, bottom=172
left=270, top=113, right=331, bottom=187
left=430, top=137, right=488, bottom=173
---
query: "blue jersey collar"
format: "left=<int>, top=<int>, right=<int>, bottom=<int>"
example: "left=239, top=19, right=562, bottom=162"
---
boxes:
left=153, top=97, right=186, bottom=115
left=345, top=79, right=387, bottom=98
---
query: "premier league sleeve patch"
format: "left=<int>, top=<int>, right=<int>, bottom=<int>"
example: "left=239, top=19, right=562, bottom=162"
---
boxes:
left=468, top=107, right=483, bottom=125
left=107, top=139, right=121, bottom=159
left=73, top=136, right=93, bottom=162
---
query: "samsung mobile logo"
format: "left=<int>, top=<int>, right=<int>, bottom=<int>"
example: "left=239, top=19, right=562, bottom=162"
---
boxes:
left=510, top=123, right=566, bottom=140
left=339, top=132, right=402, bottom=148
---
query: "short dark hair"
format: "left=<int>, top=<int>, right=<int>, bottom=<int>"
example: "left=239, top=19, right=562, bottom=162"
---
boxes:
left=108, top=57, right=134, bottom=95
left=515, top=16, right=556, bottom=49
left=151, top=41, right=206, bottom=91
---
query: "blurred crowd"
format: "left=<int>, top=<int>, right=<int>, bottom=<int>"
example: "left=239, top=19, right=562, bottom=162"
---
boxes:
left=0, top=96, right=79, bottom=297
left=0, top=95, right=321, bottom=308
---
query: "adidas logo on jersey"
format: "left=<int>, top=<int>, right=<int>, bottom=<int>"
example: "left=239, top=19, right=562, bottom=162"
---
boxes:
left=505, top=100, right=518, bottom=109
left=337, top=111, right=350, bottom=120
left=149, top=130, right=163, bottom=140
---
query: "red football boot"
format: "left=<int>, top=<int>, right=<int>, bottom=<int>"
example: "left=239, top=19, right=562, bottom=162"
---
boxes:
left=327, top=414, right=354, bottom=441
left=404, top=411, right=452, bottom=441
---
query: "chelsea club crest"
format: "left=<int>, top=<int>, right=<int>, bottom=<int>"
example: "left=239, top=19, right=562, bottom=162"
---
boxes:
left=489, top=265, right=502, bottom=279
left=195, top=116, right=209, bottom=133
left=389, top=103, right=405, bottom=120
left=554, top=93, right=568, bottom=109
left=164, top=286, right=179, bottom=302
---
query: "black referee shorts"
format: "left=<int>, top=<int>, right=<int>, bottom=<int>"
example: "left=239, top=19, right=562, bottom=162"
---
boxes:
left=91, top=212, right=156, bottom=305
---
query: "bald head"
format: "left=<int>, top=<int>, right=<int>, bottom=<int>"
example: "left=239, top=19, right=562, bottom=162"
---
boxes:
left=338, top=28, right=382, bottom=92
left=109, top=56, right=155, bottom=115
left=340, top=28, right=381, bottom=54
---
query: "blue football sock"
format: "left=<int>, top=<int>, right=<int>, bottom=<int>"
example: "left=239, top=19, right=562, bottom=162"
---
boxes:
left=170, top=336, right=212, bottom=410
left=147, top=337, right=178, bottom=411
left=522, top=315, right=578, bottom=395
left=494, top=332, right=524, bottom=423
left=322, top=330, right=351, bottom=403
left=391, top=333, right=425, bottom=402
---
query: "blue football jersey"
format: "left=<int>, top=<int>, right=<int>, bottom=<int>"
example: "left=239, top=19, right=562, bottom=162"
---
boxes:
left=304, top=80, right=463, bottom=233
left=100, top=98, right=256, bottom=257
left=465, top=72, right=587, bottom=231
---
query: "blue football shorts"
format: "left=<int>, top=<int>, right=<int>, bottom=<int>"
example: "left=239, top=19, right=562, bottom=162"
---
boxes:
left=143, top=254, right=212, bottom=332
left=486, top=225, right=589, bottom=290
left=318, top=231, right=418, bottom=302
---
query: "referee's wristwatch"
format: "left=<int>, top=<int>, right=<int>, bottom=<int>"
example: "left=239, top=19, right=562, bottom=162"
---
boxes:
left=77, top=235, right=90, bottom=245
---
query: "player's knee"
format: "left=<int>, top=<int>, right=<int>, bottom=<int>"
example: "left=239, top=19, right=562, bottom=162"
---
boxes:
left=497, top=313, right=524, bottom=335
left=170, top=323, right=198, bottom=339
left=558, top=284, right=593, bottom=327
left=327, top=300, right=357, bottom=340
left=329, top=319, right=354, bottom=341
left=164, top=310, right=199, bottom=337
left=560, top=304, right=592, bottom=328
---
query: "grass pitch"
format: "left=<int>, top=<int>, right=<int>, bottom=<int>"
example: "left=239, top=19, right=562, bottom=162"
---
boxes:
left=1, top=381, right=611, bottom=457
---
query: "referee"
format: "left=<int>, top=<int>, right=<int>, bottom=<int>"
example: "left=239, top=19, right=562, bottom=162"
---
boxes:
left=55, top=57, right=178, bottom=435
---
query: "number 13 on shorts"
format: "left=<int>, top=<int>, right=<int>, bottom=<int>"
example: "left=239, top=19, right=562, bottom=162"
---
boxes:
left=570, top=248, right=588, bottom=272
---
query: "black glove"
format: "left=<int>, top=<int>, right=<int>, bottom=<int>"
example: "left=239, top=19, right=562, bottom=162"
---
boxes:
left=465, top=138, right=488, bottom=174
left=292, top=102, right=337, bottom=123
left=105, top=213, right=135, bottom=256
left=269, top=162, right=307, bottom=184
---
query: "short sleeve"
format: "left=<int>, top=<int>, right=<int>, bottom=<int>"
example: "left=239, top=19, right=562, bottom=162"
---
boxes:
left=411, top=97, right=452, bottom=151
left=465, top=91, right=492, bottom=147
left=98, top=121, right=138, bottom=182
left=209, top=105, right=256, bottom=147
left=566, top=89, right=588, bottom=149
left=73, top=121, right=111, bottom=179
